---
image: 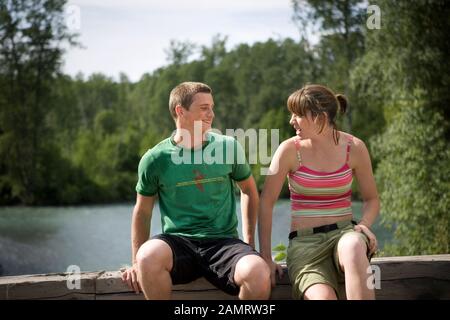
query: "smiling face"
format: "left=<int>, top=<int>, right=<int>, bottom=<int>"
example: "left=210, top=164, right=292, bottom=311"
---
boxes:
left=178, top=92, right=215, bottom=133
left=289, top=112, right=316, bottom=140
left=287, top=85, right=344, bottom=142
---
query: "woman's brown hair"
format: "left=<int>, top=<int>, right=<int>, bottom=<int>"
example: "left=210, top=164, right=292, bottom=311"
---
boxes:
left=287, top=84, right=347, bottom=144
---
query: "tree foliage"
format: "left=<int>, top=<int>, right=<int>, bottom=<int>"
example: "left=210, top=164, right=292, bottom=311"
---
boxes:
left=353, top=0, right=450, bottom=255
left=292, top=0, right=366, bottom=129
left=373, top=106, right=449, bottom=255
left=0, top=0, right=78, bottom=204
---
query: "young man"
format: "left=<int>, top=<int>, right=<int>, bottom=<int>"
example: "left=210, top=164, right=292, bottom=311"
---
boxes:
left=122, top=82, right=271, bottom=299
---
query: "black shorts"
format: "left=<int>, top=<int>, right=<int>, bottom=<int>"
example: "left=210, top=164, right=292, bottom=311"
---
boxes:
left=152, top=233, right=261, bottom=296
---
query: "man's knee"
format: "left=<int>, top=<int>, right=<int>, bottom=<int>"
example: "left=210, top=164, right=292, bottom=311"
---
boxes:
left=235, top=255, right=271, bottom=291
left=136, top=239, right=173, bottom=273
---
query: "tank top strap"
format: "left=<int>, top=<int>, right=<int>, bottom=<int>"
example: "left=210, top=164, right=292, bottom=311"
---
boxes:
left=345, top=135, right=353, bottom=163
left=294, top=137, right=302, bottom=165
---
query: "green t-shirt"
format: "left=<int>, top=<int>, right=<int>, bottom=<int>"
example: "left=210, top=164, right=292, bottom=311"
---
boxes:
left=136, top=132, right=251, bottom=239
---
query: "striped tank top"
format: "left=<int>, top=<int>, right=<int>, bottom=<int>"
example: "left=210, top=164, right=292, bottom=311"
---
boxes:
left=288, top=136, right=353, bottom=218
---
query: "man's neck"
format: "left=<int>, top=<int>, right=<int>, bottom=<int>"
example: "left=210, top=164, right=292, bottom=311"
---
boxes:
left=173, top=128, right=207, bottom=149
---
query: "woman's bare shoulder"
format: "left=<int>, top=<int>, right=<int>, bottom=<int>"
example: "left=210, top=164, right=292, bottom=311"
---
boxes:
left=275, top=137, right=301, bottom=169
left=340, top=131, right=366, bottom=149
left=280, top=136, right=310, bottom=154
left=279, top=136, right=299, bottom=151
left=340, top=132, right=370, bottom=168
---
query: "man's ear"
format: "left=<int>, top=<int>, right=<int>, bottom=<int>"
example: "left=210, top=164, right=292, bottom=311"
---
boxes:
left=175, top=105, right=184, bottom=118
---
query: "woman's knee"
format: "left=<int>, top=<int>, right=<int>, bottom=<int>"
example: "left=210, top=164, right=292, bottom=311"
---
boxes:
left=337, top=233, right=368, bottom=267
left=304, top=284, right=337, bottom=300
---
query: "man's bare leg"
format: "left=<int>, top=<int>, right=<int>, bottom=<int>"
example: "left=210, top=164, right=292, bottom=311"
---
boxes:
left=136, top=239, right=173, bottom=299
left=234, top=255, right=271, bottom=300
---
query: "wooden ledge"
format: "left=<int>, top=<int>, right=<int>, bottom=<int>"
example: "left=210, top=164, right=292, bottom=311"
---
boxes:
left=0, top=255, right=449, bottom=300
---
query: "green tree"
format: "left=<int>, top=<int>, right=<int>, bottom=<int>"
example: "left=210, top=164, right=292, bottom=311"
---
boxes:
left=373, top=106, right=449, bottom=255
left=164, top=39, right=196, bottom=66
left=255, top=108, right=294, bottom=195
left=201, top=34, right=227, bottom=68
left=292, top=0, right=366, bottom=129
left=354, top=0, right=450, bottom=254
left=0, top=0, right=77, bottom=204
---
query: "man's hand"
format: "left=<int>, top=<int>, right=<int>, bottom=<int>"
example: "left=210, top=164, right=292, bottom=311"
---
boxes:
left=265, top=258, right=284, bottom=288
left=354, top=224, right=378, bottom=256
left=121, top=263, right=141, bottom=294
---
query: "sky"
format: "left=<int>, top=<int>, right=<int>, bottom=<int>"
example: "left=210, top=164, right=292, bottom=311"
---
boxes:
left=63, top=0, right=301, bottom=82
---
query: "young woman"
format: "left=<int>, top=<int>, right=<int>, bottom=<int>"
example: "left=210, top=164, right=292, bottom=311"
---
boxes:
left=258, top=84, right=380, bottom=300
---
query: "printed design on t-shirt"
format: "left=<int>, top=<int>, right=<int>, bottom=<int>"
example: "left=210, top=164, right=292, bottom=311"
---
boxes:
left=193, top=170, right=205, bottom=191
left=175, top=170, right=225, bottom=192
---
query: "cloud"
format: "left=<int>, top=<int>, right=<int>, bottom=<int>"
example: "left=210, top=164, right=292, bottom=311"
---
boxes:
left=63, top=0, right=299, bottom=81
left=69, top=0, right=291, bottom=12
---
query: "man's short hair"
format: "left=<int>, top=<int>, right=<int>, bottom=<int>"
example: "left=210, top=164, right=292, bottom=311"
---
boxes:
left=169, top=82, right=212, bottom=119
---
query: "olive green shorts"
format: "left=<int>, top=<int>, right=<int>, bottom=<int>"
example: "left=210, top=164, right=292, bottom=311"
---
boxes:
left=286, top=220, right=370, bottom=299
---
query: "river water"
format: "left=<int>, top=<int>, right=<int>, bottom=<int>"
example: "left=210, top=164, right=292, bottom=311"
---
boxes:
left=0, top=200, right=391, bottom=276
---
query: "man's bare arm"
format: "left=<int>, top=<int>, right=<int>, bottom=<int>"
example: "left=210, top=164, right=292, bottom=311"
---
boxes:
left=131, top=194, right=156, bottom=263
left=122, top=193, right=156, bottom=293
left=236, top=176, right=259, bottom=248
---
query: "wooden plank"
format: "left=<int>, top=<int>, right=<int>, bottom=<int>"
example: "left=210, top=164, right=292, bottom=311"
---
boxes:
left=96, top=292, right=146, bottom=300
left=95, top=289, right=234, bottom=300
left=171, top=289, right=237, bottom=300
left=0, top=255, right=448, bottom=300
left=0, top=287, right=6, bottom=299
left=372, top=260, right=450, bottom=281
left=96, top=271, right=231, bottom=295
left=372, top=255, right=450, bottom=262
left=375, top=278, right=450, bottom=300
left=43, top=293, right=96, bottom=300
left=96, top=271, right=129, bottom=294
left=270, top=284, right=292, bottom=300
left=0, top=271, right=100, bottom=300
left=173, top=278, right=225, bottom=291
